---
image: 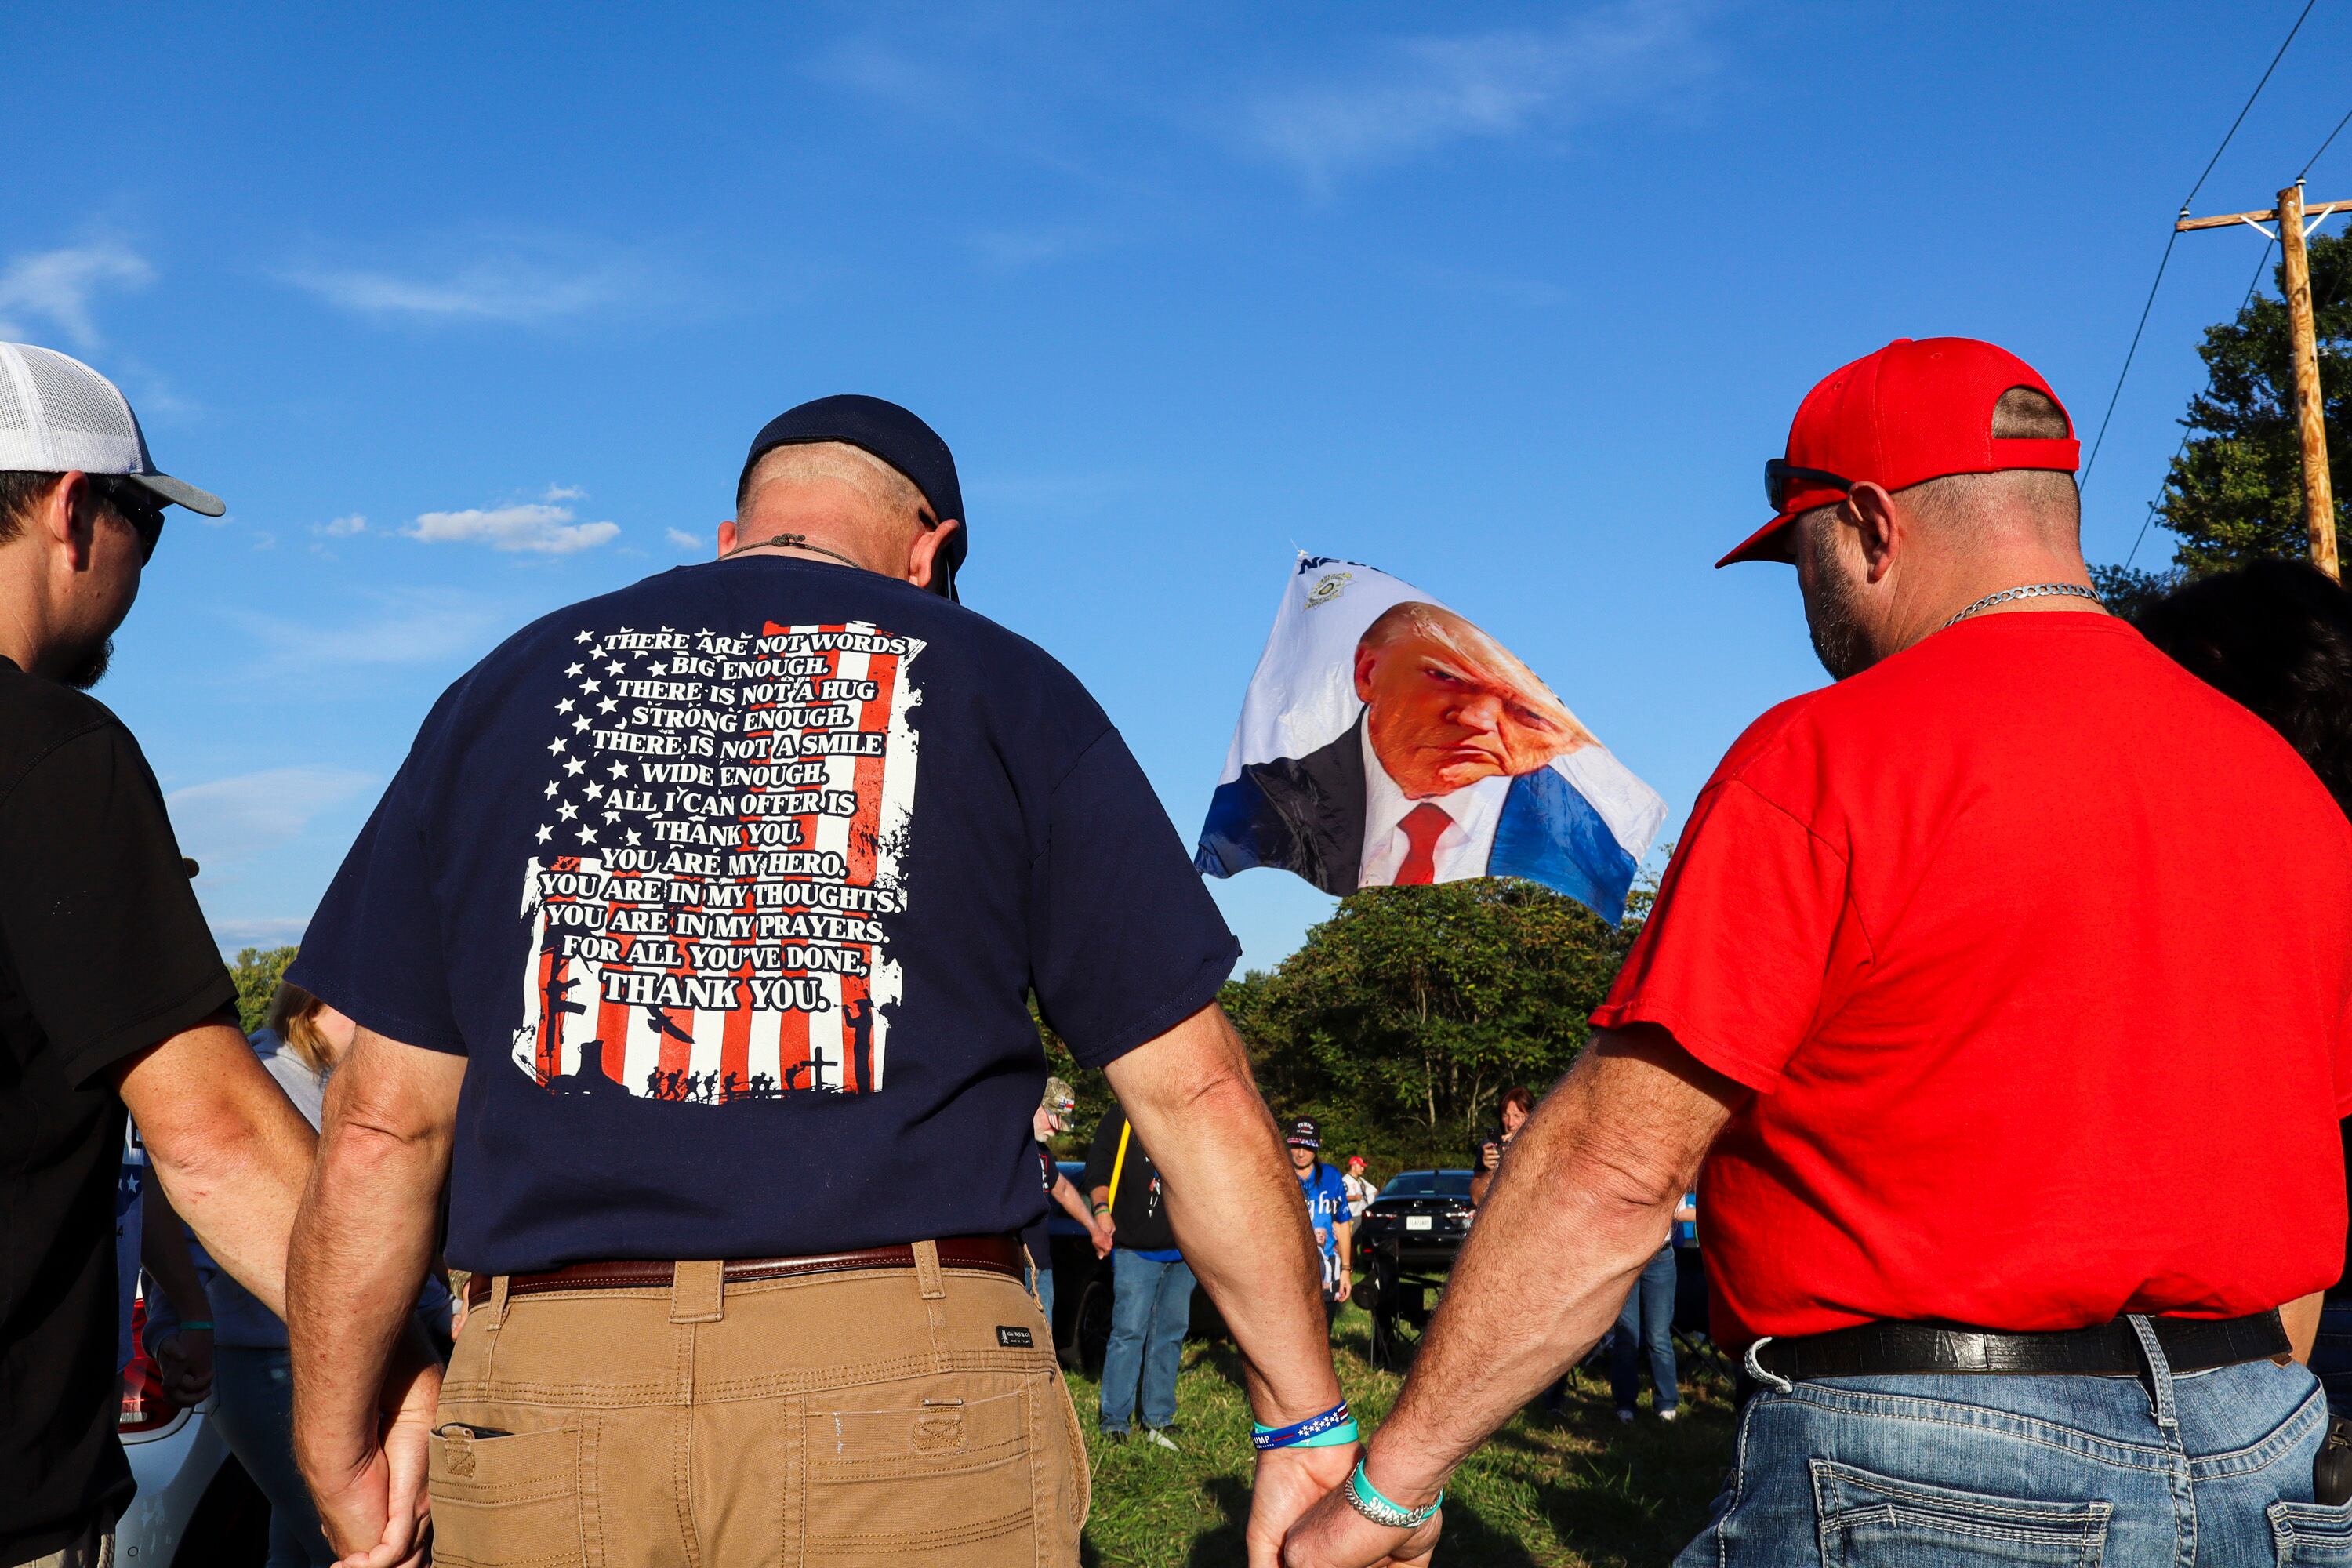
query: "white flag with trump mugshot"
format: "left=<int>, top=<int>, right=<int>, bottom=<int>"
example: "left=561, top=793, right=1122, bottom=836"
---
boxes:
left=1195, top=555, right=1664, bottom=923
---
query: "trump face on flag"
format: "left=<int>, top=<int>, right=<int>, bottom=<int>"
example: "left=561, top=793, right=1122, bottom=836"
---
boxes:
left=1196, top=559, right=1662, bottom=921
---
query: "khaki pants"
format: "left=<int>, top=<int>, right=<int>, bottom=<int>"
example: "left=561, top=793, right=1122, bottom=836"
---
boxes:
left=6, top=1518, right=110, bottom=1568
left=431, top=1245, right=1087, bottom=1567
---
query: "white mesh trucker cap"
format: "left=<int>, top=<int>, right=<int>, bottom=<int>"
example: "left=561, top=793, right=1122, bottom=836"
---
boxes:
left=0, top=343, right=223, bottom=515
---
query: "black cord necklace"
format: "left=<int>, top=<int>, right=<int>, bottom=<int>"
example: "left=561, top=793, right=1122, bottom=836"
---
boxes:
left=720, top=533, right=867, bottom=571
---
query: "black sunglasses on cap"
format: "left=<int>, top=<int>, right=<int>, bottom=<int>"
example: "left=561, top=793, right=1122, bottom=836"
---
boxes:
left=1763, top=459, right=1858, bottom=514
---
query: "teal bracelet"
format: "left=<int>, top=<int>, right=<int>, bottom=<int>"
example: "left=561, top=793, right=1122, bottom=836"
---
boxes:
left=178, top=1320, right=214, bottom=1332
left=1344, top=1458, right=1443, bottom=1530
left=1291, top=1417, right=1359, bottom=1449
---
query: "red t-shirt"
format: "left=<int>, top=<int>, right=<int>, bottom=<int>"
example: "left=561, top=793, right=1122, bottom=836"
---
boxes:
left=1594, top=611, right=2352, bottom=1348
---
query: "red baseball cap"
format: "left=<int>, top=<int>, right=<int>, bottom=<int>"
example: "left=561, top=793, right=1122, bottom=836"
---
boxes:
left=1720, top=337, right=2081, bottom=568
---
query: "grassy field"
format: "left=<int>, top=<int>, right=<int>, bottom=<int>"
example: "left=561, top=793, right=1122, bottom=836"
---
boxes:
left=1069, top=1309, right=1736, bottom=1567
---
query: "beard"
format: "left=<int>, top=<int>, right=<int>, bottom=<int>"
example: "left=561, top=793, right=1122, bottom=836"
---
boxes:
left=1800, top=524, right=1871, bottom=681
left=61, top=636, right=114, bottom=691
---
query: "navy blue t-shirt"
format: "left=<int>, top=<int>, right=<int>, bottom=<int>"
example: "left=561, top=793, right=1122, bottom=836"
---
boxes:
left=292, top=556, right=1238, bottom=1274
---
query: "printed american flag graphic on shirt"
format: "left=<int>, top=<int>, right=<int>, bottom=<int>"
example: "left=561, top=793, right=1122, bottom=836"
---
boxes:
left=507, top=619, right=924, bottom=1102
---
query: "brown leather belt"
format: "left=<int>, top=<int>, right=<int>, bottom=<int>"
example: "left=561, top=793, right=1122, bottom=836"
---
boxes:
left=463, top=1233, right=1027, bottom=1307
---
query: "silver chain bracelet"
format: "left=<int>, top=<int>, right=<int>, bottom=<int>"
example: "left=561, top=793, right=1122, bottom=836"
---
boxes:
left=1943, top=582, right=2103, bottom=630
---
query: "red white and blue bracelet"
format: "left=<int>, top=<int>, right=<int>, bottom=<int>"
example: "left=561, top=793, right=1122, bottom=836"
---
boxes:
left=1250, top=1400, right=1359, bottom=1450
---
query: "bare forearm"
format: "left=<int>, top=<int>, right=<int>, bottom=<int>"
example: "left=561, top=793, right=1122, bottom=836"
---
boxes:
left=1050, top=1175, right=1094, bottom=1225
left=289, top=1122, right=445, bottom=1479
left=1366, top=1029, right=1738, bottom=1504
left=1104, top=1007, right=1339, bottom=1424
left=122, top=1022, right=316, bottom=1317
left=141, top=1181, right=212, bottom=1319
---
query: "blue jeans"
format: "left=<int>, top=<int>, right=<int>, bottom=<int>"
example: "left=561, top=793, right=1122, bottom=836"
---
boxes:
left=1099, top=1250, right=1194, bottom=1432
left=211, top=1346, right=336, bottom=1568
left=1611, top=1243, right=1679, bottom=1414
left=1031, top=1259, right=1057, bottom=1340
left=1681, top=1318, right=2344, bottom=1566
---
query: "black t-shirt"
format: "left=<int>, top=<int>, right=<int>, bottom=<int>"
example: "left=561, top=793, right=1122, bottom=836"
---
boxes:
left=291, top=557, right=1238, bottom=1273
left=1022, top=1141, right=1056, bottom=1268
left=0, top=658, right=235, bottom=1559
left=1081, top=1109, right=1176, bottom=1254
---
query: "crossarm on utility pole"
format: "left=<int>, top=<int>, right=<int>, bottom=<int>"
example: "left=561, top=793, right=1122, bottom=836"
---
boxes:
left=2176, top=183, right=2343, bottom=581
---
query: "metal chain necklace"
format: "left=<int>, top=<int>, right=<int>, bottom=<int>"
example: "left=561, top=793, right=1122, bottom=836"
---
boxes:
left=1942, top=582, right=2103, bottom=630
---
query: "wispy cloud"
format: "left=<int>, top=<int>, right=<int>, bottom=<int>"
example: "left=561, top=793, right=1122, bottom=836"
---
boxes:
left=283, top=252, right=633, bottom=325
left=1243, top=2, right=1711, bottom=189
left=169, top=766, right=376, bottom=869
left=965, top=224, right=1116, bottom=269
left=408, top=487, right=619, bottom=554
left=0, top=243, right=154, bottom=350
left=664, top=527, right=707, bottom=552
left=313, top=514, right=367, bottom=537
left=209, top=916, right=313, bottom=953
left=229, top=588, right=513, bottom=671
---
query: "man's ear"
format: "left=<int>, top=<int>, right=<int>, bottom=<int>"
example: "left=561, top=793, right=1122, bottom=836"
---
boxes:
left=1845, top=483, right=1903, bottom=585
left=717, top=519, right=739, bottom=558
left=40, top=471, right=96, bottom=566
left=906, top=517, right=960, bottom=590
left=1352, top=644, right=1381, bottom=704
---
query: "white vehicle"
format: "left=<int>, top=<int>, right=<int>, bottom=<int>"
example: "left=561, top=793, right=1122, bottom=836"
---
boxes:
left=112, top=1298, right=267, bottom=1565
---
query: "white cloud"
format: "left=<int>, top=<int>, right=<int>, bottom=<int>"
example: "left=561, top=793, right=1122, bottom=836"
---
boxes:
left=283, top=256, right=628, bottom=325
left=664, top=527, right=708, bottom=552
left=541, top=484, right=587, bottom=503
left=230, top=589, right=512, bottom=670
left=408, top=500, right=619, bottom=554
left=169, top=767, right=376, bottom=869
left=313, top=513, right=368, bottom=537
left=1243, top=2, right=1710, bottom=187
left=0, top=243, right=154, bottom=350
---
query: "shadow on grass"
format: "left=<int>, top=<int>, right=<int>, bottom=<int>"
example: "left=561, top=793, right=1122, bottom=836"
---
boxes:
left=1174, top=1477, right=1547, bottom=1568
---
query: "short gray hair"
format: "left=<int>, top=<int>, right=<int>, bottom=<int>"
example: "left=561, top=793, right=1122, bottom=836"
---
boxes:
left=735, top=441, right=924, bottom=520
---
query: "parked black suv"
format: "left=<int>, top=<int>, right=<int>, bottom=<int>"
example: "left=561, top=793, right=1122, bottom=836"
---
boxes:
left=1356, top=1168, right=1475, bottom=1269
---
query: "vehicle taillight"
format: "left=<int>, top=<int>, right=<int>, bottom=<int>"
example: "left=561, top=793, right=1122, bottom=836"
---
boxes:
left=119, top=1298, right=180, bottom=1434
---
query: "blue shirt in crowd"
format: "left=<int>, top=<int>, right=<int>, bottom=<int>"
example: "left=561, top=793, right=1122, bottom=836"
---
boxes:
left=1298, top=1160, right=1350, bottom=1258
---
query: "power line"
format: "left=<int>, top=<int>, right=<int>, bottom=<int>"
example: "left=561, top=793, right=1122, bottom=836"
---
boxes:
left=2122, top=236, right=2278, bottom=570
left=2081, top=0, right=2321, bottom=491
left=2301, top=101, right=2352, bottom=181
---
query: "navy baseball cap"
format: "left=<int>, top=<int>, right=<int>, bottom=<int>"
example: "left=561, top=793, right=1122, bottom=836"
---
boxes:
left=1287, top=1117, right=1321, bottom=1149
left=739, top=394, right=967, bottom=600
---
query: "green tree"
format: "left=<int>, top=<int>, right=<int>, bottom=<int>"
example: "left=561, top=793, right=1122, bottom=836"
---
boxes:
left=230, top=945, right=299, bottom=1034
left=1231, top=880, right=1638, bottom=1171
left=2148, top=225, right=2350, bottom=575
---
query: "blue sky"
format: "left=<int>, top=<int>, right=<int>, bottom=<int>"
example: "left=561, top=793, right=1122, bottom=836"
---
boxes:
left=11, top=0, right=2350, bottom=971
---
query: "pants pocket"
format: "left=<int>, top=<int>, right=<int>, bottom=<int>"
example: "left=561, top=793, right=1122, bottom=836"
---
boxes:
left=428, top=1417, right=586, bottom=1568
left=802, top=1383, right=1034, bottom=1566
left=1812, top=1459, right=2111, bottom=1566
left=2274, top=1499, right=2352, bottom=1564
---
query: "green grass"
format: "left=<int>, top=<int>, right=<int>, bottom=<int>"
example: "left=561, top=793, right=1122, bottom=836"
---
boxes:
left=1069, top=1308, right=1736, bottom=1567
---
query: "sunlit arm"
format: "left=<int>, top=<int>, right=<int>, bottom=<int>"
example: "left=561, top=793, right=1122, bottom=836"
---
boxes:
left=114, top=1018, right=317, bottom=1316
left=1104, top=1003, right=1352, bottom=1566
left=1282, top=1024, right=1744, bottom=1567
left=288, top=1030, right=464, bottom=1568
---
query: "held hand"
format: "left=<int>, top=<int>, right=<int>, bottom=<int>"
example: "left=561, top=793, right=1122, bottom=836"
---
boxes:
left=1279, top=1474, right=1441, bottom=1568
left=1246, top=1443, right=1359, bottom=1567
left=157, top=1328, right=215, bottom=1406
left=1334, top=1269, right=1353, bottom=1305
left=1089, top=1218, right=1114, bottom=1258
left=307, top=1352, right=442, bottom=1568
left=1096, top=1210, right=1116, bottom=1245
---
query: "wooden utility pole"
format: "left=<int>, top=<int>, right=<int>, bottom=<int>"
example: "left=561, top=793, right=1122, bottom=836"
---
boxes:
left=2178, top=182, right=2347, bottom=579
